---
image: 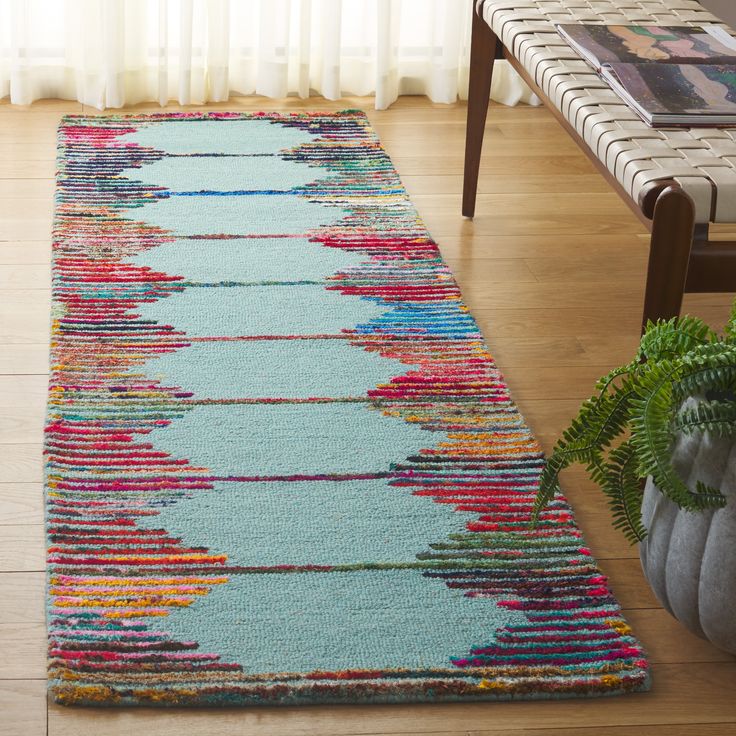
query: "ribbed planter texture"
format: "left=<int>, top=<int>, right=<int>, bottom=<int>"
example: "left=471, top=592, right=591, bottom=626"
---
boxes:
left=639, top=405, right=736, bottom=654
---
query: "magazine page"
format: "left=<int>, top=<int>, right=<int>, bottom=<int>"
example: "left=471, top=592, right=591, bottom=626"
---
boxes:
left=557, top=25, right=736, bottom=69
left=602, top=62, right=736, bottom=121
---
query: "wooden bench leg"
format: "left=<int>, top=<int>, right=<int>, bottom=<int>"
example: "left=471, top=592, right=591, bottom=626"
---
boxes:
left=462, top=7, right=499, bottom=218
left=641, top=183, right=696, bottom=332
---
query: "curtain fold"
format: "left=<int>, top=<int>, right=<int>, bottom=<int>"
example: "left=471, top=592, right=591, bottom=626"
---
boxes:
left=0, top=0, right=539, bottom=110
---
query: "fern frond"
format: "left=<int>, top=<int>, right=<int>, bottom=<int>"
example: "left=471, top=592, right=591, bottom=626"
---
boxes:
left=630, top=360, right=727, bottom=511
left=560, top=385, right=633, bottom=454
left=533, top=382, right=632, bottom=524
left=629, top=360, right=699, bottom=509
left=673, top=344, right=736, bottom=401
left=594, top=361, right=638, bottom=397
left=692, top=479, right=728, bottom=508
left=674, top=399, right=736, bottom=437
left=532, top=301, right=736, bottom=540
left=534, top=453, right=567, bottom=523
left=726, top=299, right=736, bottom=342
left=639, top=315, right=716, bottom=362
left=589, top=440, right=646, bottom=544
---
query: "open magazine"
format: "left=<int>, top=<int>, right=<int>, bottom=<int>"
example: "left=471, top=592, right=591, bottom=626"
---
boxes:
left=557, top=24, right=736, bottom=126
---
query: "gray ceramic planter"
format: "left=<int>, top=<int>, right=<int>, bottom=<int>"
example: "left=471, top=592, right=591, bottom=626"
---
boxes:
left=639, top=413, right=736, bottom=654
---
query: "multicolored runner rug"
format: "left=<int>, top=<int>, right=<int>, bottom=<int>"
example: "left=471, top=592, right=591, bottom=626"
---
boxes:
left=47, top=111, right=649, bottom=706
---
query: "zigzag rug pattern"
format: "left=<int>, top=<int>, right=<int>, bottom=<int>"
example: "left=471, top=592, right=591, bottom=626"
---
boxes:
left=46, top=111, right=650, bottom=706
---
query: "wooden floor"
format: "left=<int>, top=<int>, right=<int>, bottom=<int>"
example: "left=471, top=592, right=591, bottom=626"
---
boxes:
left=0, top=95, right=734, bottom=736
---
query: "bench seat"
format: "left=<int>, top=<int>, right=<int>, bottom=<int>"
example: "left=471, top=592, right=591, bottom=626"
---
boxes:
left=477, top=0, right=736, bottom=223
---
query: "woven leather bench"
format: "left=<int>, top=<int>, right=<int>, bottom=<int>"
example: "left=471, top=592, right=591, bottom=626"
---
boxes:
left=463, top=0, right=736, bottom=329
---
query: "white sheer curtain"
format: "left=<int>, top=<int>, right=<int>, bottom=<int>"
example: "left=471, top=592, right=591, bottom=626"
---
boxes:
left=0, top=0, right=537, bottom=110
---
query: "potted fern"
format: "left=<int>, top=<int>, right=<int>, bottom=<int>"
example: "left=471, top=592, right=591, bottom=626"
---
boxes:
left=534, top=302, right=736, bottom=653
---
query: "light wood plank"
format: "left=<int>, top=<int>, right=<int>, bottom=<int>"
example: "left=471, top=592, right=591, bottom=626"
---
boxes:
left=466, top=727, right=736, bottom=736
left=450, top=257, right=649, bottom=293
left=0, top=204, right=53, bottom=242
left=0, top=291, right=52, bottom=344
left=0, top=181, right=55, bottom=198
left=495, top=119, right=602, bottom=140
left=0, top=410, right=45, bottom=444
left=0, top=345, right=50, bottom=375
left=597, top=558, right=660, bottom=609
left=0, top=484, right=43, bottom=524
left=436, top=234, right=650, bottom=260
left=572, top=335, right=645, bottom=367
left=0, top=375, right=49, bottom=404
left=402, top=173, right=614, bottom=195
left=456, top=279, right=651, bottom=311
left=0, top=444, right=44, bottom=483
left=0, top=113, right=65, bottom=139
left=0, top=144, right=58, bottom=161
left=0, top=622, right=47, bottom=679
left=559, top=508, right=639, bottom=560
left=329, top=727, right=736, bottom=736
left=488, top=336, right=589, bottom=367
left=0, top=160, right=58, bottom=179
left=0, top=265, right=51, bottom=287
left=470, top=305, right=729, bottom=339
left=623, top=609, right=735, bottom=665
left=524, top=254, right=648, bottom=283
left=378, top=118, right=564, bottom=139
left=486, top=335, right=644, bottom=371
left=683, top=292, right=736, bottom=315
left=0, top=98, right=82, bottom=112
left=515, top=398, right=595, bottom=434
left=390, top=154, right=596, bottom=177
left=415, top=193, right=630, bottom=218
left=381, top=135, right=582, bottom=157
left=425, top=213, right=646, bottom=238
left=0, top=524, right=44, bottom=572
left=0, top=242, right=52, bottom=265
left=444, top=258, right=538, bottom=284
left=0, top=680, right=46, bottom=736
left=471, top=304, right=736, bottom=353
left=679, top=299, right=734, bottom=331
left=501, top=365, right=617, bottom=400
left=0, top=572, right=45, bottom=623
